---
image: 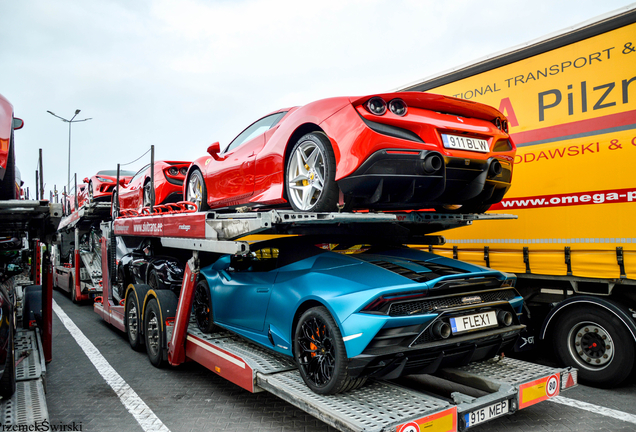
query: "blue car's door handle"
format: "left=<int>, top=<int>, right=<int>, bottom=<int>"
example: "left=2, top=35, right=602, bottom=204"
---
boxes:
left=257, top=287, right=270, bottom=293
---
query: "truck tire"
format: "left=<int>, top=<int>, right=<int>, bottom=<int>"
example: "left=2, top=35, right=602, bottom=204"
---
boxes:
left=553, top=306, right=635, bottom=388
left=144, top=298, right=166, bottom=367
left=125, top=292, right=143, bottom=351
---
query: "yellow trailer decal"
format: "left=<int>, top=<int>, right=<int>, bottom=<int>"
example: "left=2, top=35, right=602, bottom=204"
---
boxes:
left=422, top=21, right=636, bottom=280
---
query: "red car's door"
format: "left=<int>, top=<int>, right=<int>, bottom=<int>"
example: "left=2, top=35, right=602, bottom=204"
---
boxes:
left=205, top=135, right=262, bottom=206
left=204, top=113, right=285, bottom=207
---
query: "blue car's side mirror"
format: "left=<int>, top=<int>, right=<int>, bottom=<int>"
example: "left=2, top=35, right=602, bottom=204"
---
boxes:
left=212, top=255, right=232, bottom=270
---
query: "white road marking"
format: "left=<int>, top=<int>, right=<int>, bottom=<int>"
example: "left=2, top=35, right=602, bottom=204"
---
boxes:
left=549, top=396, right=636, bottom=425
left=53, top=300, right=171, bottom=432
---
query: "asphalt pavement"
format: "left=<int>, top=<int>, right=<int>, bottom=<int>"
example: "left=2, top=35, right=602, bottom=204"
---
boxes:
left=46, top=289, right=636, bottom=432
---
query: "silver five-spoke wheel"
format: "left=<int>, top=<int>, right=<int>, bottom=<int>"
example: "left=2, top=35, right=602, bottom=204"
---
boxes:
left=286, top=132, right=338, bottom=212
left=186, top=169, right=208, bottom=211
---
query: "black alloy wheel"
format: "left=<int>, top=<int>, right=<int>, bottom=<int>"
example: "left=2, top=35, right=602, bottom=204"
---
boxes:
left=193, top=280, right=215, bottom=333
left=115, top=267, right=126, bottom=303
left=294, top=306, right=365, bottom=394
left=147, top=268, right=159, bottom=290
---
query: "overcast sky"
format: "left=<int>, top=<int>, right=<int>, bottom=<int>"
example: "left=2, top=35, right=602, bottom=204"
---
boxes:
left=1, top=0, right=634, bottom=198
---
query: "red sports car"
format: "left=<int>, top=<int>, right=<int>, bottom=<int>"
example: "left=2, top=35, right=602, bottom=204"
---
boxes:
left=0, top=93, right=24, bottom=200
left=62, top=183, right=88, bottom=215
left=115, top=161, right=191, bottom=214
left=85, top=169, right=136, bottom=202
left=184, top=92, right=516, bottom=213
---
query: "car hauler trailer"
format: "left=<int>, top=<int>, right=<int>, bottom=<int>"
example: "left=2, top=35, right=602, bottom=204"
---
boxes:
left=52, top=201, right=111, bottom=302
left=399, top=5, right=636, bottom=387
left=95, top=208, right=577, bottom=431
left=0, top=199, right=60, bottom=427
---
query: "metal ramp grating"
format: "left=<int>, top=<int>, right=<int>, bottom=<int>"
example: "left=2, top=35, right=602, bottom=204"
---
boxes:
left=0, top=379, right=48, bottom=426
left=258, top=371, right=452, bottom=432
left=188, top=328, right=295, bottom=374
left=15, top=330, right=44, bottom=381
left=453, top=356, right=563, bottom=385
left=212, top=337, right=295, bottom=374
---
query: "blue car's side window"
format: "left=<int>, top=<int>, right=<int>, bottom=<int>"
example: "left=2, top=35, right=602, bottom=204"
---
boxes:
left=228, top=248, right=279, bottom=273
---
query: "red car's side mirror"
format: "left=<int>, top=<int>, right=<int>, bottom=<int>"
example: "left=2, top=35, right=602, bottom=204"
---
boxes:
left=83, top=177, right=89, bottom=183
left=13, top=118, right=24, bottom=130
left=207, top=142, right=223, bottom=161
left=119, top=178, right=128, bottom=186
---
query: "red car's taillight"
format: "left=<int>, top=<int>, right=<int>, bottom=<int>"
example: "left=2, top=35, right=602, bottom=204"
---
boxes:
left=493, top=117, right=509, bottom=133
left=365, top=97, right=387, bottom=116
left=165, top=165, right=188, bottom=179
left=388, top=99, right=408, bottom=116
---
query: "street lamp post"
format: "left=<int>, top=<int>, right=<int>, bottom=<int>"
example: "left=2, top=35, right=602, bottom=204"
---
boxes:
left=47, top=109, right=92, bottom=195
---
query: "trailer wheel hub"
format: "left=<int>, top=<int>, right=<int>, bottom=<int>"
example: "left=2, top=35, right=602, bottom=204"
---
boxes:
left=570, top=322, right=613, bottom=368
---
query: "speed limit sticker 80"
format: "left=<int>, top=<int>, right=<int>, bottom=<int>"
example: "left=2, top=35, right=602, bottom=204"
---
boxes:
left=519, top=373, right=560, bottom=409
left=546, top=374, right=559, bottom=397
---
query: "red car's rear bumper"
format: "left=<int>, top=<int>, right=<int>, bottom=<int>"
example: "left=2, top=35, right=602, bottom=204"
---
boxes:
left=337, top=149, right=512, bottom=209
left=322, top=98, right=514, bottom=209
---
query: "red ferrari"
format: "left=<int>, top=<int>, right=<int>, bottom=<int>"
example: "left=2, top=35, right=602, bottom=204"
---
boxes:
left=185, top=92, right=516, bottom=213
left=85, top=169, right=136, bottom=202
left=0, top=93, right=24, bottom=200
left=62, top=183, right=87, bottom=215
left=115, top=161, right=191, bottom=214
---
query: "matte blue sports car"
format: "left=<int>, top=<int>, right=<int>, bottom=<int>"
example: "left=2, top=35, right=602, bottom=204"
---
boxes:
left=193, top=236, right=524, bottom=394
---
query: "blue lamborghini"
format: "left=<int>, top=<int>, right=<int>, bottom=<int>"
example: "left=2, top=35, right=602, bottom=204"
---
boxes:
left=193, top=236, right=524, bottom=394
